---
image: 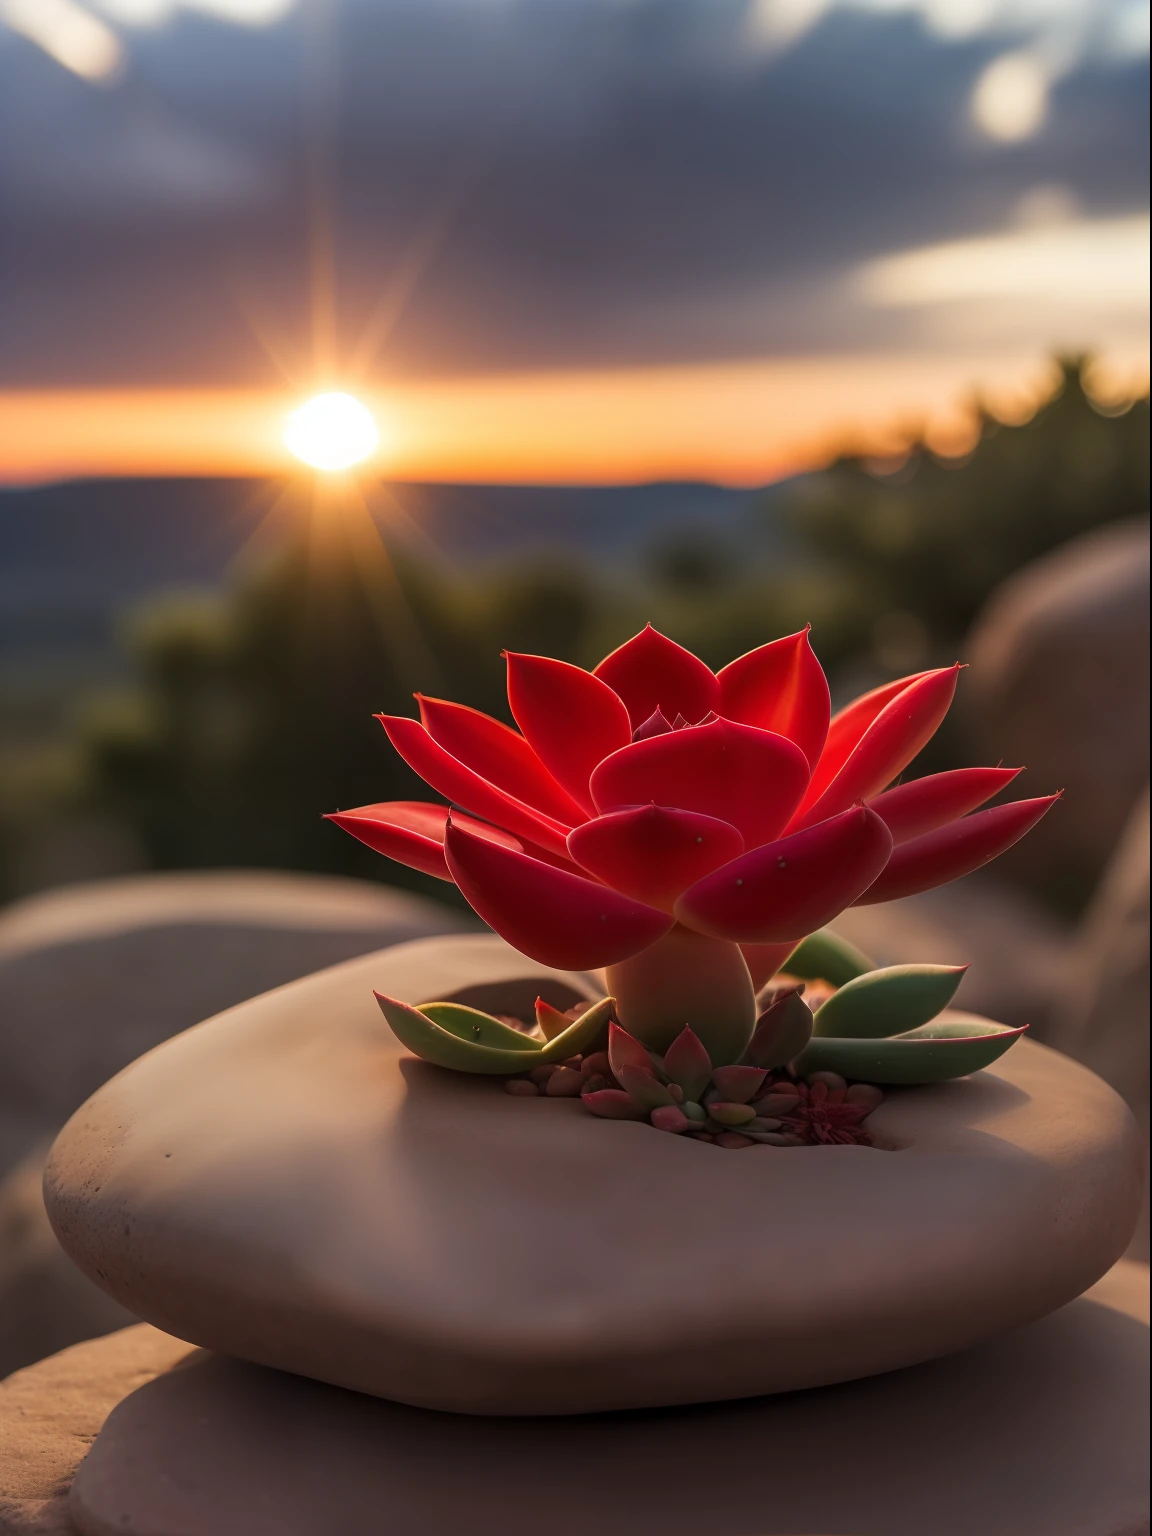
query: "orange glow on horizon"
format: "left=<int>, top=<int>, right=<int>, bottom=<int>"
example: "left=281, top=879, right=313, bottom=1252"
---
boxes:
left=0, top=349, right=1147, bottom=488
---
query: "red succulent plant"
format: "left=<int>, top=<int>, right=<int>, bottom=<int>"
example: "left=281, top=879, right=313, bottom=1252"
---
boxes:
left=330, top=626, right=1056, bottom=1064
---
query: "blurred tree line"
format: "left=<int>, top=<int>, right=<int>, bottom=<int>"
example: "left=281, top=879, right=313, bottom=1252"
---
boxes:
left=781, top=358, right=1149, bottom=676
left=3, top=358, right=1146, bottom=903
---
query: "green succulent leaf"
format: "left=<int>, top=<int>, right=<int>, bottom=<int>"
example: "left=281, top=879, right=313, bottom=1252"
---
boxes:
left=782, top=928, right=874, bottom=987
left=795, top=1016, right=1027, bottom=1084
left=742, top=989, right=813, bottom=1069
left=812, top=963, right=967, bottom=1039
left=617, top=1064, right=676, bottom=1110
left=419, top=1002, right=543, bottom=1050
left=538, top=997, right=616, bottom=1062
left=375, top=993, right=543, bottom=1074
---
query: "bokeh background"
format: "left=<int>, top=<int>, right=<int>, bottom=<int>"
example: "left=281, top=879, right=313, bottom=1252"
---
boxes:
left=0, top=0, right=1148, bottom=1372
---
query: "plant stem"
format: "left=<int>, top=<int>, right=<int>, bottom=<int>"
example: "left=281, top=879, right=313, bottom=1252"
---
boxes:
left=606, top=925, right=757, bottom=1065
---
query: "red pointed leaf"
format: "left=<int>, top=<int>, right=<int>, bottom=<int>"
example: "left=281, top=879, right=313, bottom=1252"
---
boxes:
left=791, top=667, right=961, bottom=830
left=674, top=805, right=893, bottom=943
left=802, top=669, right=934, bottom=809
left=663, top=1026, right=713, bottom=1100
left=633, top=706, right=674, bottom=741
left=853, top=794, right=1060, bottom=905
left=717, top=628, right=831, bottom=769
left=505, top=652, right=631, bottom=815
left=444, top=818, right=672, bottom=969
left=593, top=625, right=720, bottom=730
left=744, top=990, right=814, bottom=1069
left=617, top=1064, right=675, bottom=1110
left=590, top=718, right=811, bottom=850
left=567, top=804, right=745, bottom=910
left=325, top=801, right=521, bottom=881
left=378, top=714, right=573, bottom=857
left=739, top=941, right=798, bottom=989
left=417, top=695, right=587, bottom=824
left=582, top=1089, right=648, bottom=1120
left=869, top=766, right=1022, bottom=844
left=608, top=1020, right=657, bottom=1079
left=534, top=997, right=572, bottom=1040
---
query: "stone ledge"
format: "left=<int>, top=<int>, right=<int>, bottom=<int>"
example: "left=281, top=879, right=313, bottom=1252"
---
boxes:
left=1, top=1262, right=1146, bottom=1536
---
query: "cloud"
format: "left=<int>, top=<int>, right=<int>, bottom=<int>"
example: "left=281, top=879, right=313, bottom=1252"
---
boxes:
left=859, top=212, right=1149, bottom=307
left=0, top=0, right=1146, bottom=386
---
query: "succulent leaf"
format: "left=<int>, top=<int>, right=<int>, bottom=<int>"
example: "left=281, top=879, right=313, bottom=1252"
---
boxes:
left=590, top=718, right=811, bottom=853
left=674, top=806, right=892, bottom=944
left=797, top=669, right=934, bottom=809
left=618, top=1066, right=677, bottom=1110
left=375, top=993, right=543, bottom=1075
left=415, top=694, right=588, bottom=824
left=812, top=963, right=968, bottom=1039
left=743, top=989, right=814, bottom=1068
left=790, top=666, right=961, bottom=830
left=445, top=817, right=673, bottom=970
left=504, top=651, right=632, bottom=815
left=868, top=766, right=1022, bottom=844
left=853, top=795, right=1061, bottom=905
left=716, top=628, right=831, bottom=771
left=650, top=1104, right=689, bottom=1133
left=608, top=1021, right=656, bottom=1080
left=663, top=1026, right=713, bottom=1101
left=324, top=801, right=522, bottom=883
left=377, top=714, right=573, bottom=857
left=795, top=1017, right=1028, bottom=1084
left=418, top=1001, right=542, bottom=1050
left=710, top=1065, right=768, bottom=1103
left=535, top=997, right=574, bottom=1040
left=582, top=1089, right=648, bottom=1120
left=538, top=997, right=616, bottom=1061
left=781, top=928, right=874, bottom=986
left=708, top=1102, right=757, bottom=1127
left=593, top=624, right=720, bottom=730
left=567, top=804, right=745, bottom=910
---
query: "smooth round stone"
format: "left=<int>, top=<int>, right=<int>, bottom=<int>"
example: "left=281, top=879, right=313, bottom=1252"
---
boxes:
left=44, top=935, right=1142, bottom=1415
left=3, top=1265, right=1146, bottom=1536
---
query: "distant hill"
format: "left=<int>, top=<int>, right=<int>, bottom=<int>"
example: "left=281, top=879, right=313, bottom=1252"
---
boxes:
left=0, top=473, right=783, bottom=711
left=0, top=475, right=780, bottom=639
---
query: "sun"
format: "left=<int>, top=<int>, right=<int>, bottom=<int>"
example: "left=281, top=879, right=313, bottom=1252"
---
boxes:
left=284, top=392, right=380, bottom=472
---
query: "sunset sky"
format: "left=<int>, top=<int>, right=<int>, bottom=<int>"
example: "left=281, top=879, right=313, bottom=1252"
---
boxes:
left=0, top=0, right=1147, bottom=486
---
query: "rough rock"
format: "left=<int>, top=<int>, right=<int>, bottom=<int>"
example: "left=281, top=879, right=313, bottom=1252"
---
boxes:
left=0, top=1324, right=189, bottom=1536
left=1047, top=790, right=1150, bottom=1259
left=2, top=1260, right=1148, bottom=1536
left=43, top=935, right=1141, bottom=1416
left=963, top=516, right=1150, bottom=907
left=0, top=1148, right=135, bottom=1383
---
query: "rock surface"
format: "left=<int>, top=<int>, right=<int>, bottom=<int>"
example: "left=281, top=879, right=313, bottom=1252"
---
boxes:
left=1048, top=790, right=1151, bottom=1260
left=43, top=935, right=1142, bottom=1415
left=1, top=1261, right=1147, bottom=1536
left=964, top=516, right=1150, bottom=907
left=0, top=870, right=472, bottom=1148
left=0, top=871, right=470, bottom=1378
left=0, top=1148, right=135, bottom=1384
left=0, top=1324, right=190, bottom=1536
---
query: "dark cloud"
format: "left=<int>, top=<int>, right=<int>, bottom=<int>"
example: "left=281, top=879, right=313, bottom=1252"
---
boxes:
left=0, top=0, right=1146, bottom=385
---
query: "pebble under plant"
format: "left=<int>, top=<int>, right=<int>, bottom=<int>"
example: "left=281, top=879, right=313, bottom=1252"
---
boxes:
left=334, top=625, right=1054, bottom=1144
